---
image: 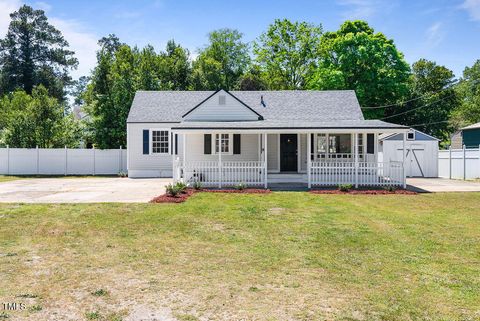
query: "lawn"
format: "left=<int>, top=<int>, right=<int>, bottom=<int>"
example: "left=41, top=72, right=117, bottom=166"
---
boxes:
left=0, top=193, right=479, bottom=320
left=0, top=175, right=22, bottom=183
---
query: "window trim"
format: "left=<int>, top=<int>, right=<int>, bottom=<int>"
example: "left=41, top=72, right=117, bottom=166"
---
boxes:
left=212, top=133, right=233, bottom=155
left=407, top=131, right=415, bottom=141
left=150, top=128, right=170, bottom=155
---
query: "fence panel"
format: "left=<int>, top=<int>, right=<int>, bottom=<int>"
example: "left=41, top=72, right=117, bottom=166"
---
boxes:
left=0, top=147, right=127, bottom=176
left=438, top=148, right=480, bottom=179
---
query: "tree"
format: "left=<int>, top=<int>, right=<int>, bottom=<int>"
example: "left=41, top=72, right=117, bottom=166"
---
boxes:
left=159, top=40, right=191, bottom=90
left=235, top=65, right=267, bottom=90
left=308, top=20, right=410, bottom=119
left=0, top=5, right=78, bottom=101
left=452, top=60, right=480, bottom=126
left=254, top=19, right=322, bottom=89
left=192, top=28, right=250, bottom=90
left=387, top=59, right=458, bottom=140
left=0, top=86, right=81, bottom=147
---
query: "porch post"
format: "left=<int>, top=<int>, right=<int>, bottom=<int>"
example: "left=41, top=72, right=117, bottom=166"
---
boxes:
left=218, top=133, right=222, bottom=188
left=374, top=133, right=378, bottom=163
left=307, top=132, right=311, bottom=188
left=354, top=133, right=358, bottom=188
left=403, top=132, right=407, bottom=188
left=264, top=133, right=268, bottom=189
left=171, top=131, right=176, bottom=181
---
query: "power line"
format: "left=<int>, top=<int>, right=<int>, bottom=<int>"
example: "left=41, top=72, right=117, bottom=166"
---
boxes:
left=380, top=93, right=456, bottom=120
left=409, top=120, right=450, bottom=128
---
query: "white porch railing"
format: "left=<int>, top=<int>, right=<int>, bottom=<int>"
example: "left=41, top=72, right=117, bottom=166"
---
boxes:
left=310, top=161, right=404, bottom=187
left=174, top=160, right=265, bottom=187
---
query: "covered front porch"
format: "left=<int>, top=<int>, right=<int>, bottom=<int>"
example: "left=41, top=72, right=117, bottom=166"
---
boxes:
left=172, top=129, right=408, bottom=189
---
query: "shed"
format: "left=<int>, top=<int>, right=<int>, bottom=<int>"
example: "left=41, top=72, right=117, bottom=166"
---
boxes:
left=379, top=129, right=439, bottom=178
left=461, top=122, right=480, bottom=148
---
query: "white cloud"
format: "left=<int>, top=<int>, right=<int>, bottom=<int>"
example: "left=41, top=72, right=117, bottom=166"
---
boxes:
left=461, top=0, right=480, bottom=21
left=0, top=0, right=98, bottom=80
left=0, top=0, right=21, bottom=36
left=425, top=22, right=444, bottom=48
left=336, top=0, right=381, bottom=19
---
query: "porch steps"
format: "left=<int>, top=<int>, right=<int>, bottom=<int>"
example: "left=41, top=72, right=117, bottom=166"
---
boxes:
left=268, top=173, right=307, bottom=183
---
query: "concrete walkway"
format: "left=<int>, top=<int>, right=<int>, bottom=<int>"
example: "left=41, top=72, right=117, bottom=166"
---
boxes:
left=0, top=177, right=171, bottom=203
left=407, top=178, right=480, bottom=192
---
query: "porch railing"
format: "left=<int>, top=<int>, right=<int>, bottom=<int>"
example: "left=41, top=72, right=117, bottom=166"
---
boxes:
left=310, top=161, right=404, bottom=187
left=174, top=160, right=265, bottom=187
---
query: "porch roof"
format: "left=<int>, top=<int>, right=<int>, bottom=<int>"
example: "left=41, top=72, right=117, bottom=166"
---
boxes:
left=171, top=119, right=408, bottom=132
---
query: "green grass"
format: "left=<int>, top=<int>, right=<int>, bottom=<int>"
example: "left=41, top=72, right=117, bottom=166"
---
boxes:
left=0, top=175, right=22, bottom=182
left=0, top=193, right=479, bottom=320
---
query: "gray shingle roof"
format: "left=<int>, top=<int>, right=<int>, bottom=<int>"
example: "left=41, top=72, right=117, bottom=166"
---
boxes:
left=127, top=90, right=365, bottom=123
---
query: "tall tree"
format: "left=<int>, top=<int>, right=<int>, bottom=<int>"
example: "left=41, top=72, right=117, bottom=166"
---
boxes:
left=254, top=19, right=322, bottom=89
left=308, top=20, right=410, bottom=119
left=192, top=28, right=250, bottom=90
left=452, top=60, right=480, bottom=126
left=0, top=5, right=78, bottom=101
left=235, top=65, right=267, bottom=90
left=387, top=59, right=458, bottom=140
left=159, top=40, right=191, bottom=90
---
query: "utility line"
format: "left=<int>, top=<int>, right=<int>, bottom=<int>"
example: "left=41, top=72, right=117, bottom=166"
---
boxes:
left=380, top=93, right=456, bottom=120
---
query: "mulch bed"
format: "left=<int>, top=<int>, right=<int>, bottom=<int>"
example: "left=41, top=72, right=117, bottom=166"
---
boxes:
left=310, top=189, right=416, bottom=195
left=150, top=188, right=271, bottom=203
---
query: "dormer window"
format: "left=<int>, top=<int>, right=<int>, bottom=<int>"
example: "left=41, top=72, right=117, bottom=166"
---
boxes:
left=218, top=95, right=226, bottom=105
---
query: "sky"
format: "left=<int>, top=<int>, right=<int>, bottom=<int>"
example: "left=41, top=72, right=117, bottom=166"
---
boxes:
left=0, top=0, right=479, bottom=81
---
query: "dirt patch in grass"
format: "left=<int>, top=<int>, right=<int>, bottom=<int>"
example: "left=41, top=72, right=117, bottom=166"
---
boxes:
left=310, top=188, right=417, bottom=195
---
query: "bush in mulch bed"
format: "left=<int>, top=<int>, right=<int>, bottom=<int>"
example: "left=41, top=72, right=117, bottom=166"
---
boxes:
left=310, top=188, right=416, bottom=195
left=150, top=188, right=196, bottom=203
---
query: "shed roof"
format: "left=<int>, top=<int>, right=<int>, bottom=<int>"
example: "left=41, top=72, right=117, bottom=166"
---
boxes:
left=461, top=122, right=480, bottom=130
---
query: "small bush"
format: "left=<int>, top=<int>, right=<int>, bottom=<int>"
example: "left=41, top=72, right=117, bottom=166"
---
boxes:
left=338, top=184, right=353, bottom=192
left=384, top=185, right=396, bottom=192
left=193, top=181, right=202, bottom=190
left=235, top=182, right=246, bottom=190
left=166, top=183, right=181, bottom=197
left=175, top=181, right=188, bottom=193
left=117, top=171, right=128, bottom=178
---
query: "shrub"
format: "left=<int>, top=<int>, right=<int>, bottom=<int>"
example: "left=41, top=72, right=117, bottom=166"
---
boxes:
left=166, top=183, right=181, bottom=197
left=384, top=185, right=396, bottom=192
left=235, top=182, right=246, bottom=190
left=117, top=171, right=128, bottom=178
left=338, top=184, right=353, bottom=192
left=175, top=181, right=188, bottom=193
left=193, top=181, right=202, bottom=190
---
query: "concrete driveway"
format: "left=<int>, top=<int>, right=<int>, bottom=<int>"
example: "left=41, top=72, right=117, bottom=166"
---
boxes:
left=0, top=177, right=171, bottom=203
left=407, top=178, right=480, bottom=192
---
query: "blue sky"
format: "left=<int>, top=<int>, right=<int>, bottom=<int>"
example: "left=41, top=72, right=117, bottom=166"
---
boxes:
left=1, top=0, right=479, bottom=80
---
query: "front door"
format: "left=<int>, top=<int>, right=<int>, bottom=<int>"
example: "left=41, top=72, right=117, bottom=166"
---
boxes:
left=280, top=134, right=298, bottom=172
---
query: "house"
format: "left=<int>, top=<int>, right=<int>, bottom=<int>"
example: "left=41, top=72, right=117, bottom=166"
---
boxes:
left=126, top=89, right=409, bottom=188
left=450, top=122, right=480, bottom=149
left=379, top=129, right=439, bottom=178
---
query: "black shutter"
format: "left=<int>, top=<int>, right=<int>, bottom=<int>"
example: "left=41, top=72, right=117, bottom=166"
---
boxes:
left=310, top=134, right=314, bottom=160
left=367, top=134, right=374, bottom=154
left=175, top=134, right=178, bottom=155
left=204, top=134, right=212, bottom=154
left=143, top=130, right=149, bottom=154
left=170, top=133, right=178, bottom=155
left=233, top=134, right=241, bottom=154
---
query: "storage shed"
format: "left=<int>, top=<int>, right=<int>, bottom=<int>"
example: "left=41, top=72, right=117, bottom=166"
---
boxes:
left=379, top=129, right=439, bottom=178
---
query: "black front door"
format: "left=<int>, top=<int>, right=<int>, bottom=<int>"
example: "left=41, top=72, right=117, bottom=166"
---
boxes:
left=280, top=134, right=298, bottom=172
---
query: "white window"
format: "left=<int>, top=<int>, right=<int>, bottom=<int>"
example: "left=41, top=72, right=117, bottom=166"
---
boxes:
left=407, top=131, right=415, bottom=140
left=151, top=129, right=169, bottom=154
left=214, top=133, right=232, bottom=154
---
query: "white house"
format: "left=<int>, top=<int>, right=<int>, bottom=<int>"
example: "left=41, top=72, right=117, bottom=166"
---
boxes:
left=127, top=89, right=409, bottom=188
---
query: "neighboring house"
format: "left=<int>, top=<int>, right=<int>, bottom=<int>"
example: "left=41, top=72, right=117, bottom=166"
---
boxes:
left=450, top=122, right=480, bottom=149
left=127, top=89, right=409, bottom=188
left=379, top=129, right=439, bottom=178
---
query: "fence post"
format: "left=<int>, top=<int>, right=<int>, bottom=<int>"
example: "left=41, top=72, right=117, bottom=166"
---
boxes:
left=36, top=145, right=39, bottom=175
left=93, top=146, right=96, bottom=176
left=463, top=145, right=466, bottom=180
left=449, top=146, right=452, bottom=179
left=6, top=145, right=9, bottom=175
left=64, top=146, right=67, bottom=176
left=119, top=146, right=122, bottom=173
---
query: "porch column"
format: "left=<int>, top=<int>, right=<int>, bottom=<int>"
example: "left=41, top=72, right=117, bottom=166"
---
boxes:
left=354, top=133, right=359, bottom=188
left=403, top=132, right=407, bottom=189
left=263, top=133, right=268, bottom=189
left=183, top=133, right=187, bottom=183
left=307, top=132, right=312, bottom=188
left=218, top=133, right=222, bottom=188
left=172, top=131, right=176, bottom=181
left=374, top=133, right=378, bottom=163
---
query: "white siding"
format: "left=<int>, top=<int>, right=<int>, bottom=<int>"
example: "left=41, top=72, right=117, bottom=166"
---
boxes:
left=183, top=90, right=259, bottom=121
left=127, top=123, right=182, bottom=178
left=267, top=134, right=279, bottom=172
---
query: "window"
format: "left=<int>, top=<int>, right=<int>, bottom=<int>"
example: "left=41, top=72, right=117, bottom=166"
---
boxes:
left=407, top=131, right=415, bottom=140
left=214, top=134, right=231, bottom=154
left=316, top=134, right=327, bottom=154
left=218, top=95, right=226, bottom=105
left=151, top=130, right=169, bottom=154
left=329, top=134, right=351, bottom=153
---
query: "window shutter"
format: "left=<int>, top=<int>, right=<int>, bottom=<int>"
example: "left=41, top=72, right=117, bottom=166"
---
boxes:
left=143, top=130, right=149, bottom=154
left=204, top=134, right=212, bottom=154
left=310, top=134, right=314, bottom=160
left=367, top=134, right=374, bottom=154
left=233, top=134, right=241, bottom=154
left=175, top=134, right=178, bottom=155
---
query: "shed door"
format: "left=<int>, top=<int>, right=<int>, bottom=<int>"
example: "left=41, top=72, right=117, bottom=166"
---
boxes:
left=397, top=144, right=426, bottom=177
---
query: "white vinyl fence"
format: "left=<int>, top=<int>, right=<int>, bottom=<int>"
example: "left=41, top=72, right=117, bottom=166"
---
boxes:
left=0, top=147, right=127, bottom=176
left=438, top=147, right=480, bottom=180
